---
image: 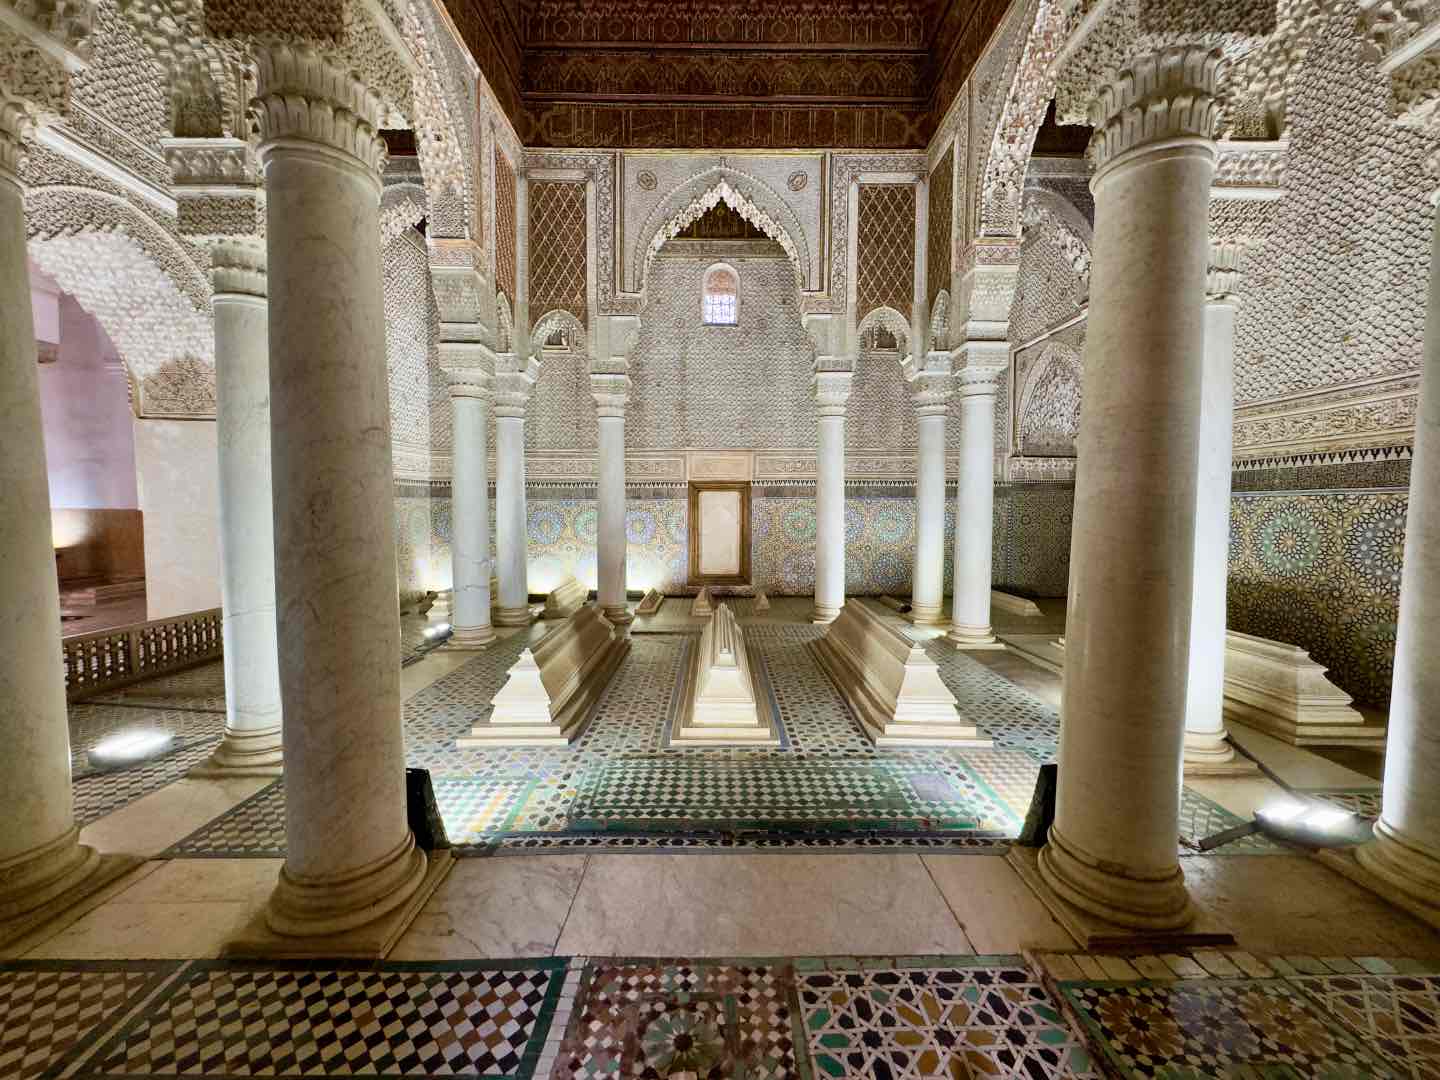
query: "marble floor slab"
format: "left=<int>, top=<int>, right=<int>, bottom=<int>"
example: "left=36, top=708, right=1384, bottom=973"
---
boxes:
left=921, top=853, right=1078, bottom=953
left=553, top=853, right=975, bottom=957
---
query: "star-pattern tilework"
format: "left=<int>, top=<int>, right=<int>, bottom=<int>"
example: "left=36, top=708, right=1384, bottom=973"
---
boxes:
left=552, top=959, right=802, bottom=1080
left=0, top=963, right=173, bottom=1080
left=794, top=957, right=1098, bottom=1079
left=1061, top=978, right=1399, bottom=1077
left=1290, top=972, right=1440, bottom=1079
left=91, top=961, right=567, bottom=1078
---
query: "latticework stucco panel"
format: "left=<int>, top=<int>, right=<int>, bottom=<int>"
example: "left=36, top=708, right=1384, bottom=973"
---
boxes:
left=528, top=179, right=587, bottom=326
left=1232, top=16, right=1432, bottom=404
left=527, top=352, right=597, bottom=451
left=926, top=146, right=953, bottom=309
left=855, top=183, right=916, bottom=320
left=494, top=144, right=518, bottom=305
left=627, top=255, right=817, bottom=449
left=1008, top=222, right=1085, bottom=345
left=383, top=230, right=438, bottom=476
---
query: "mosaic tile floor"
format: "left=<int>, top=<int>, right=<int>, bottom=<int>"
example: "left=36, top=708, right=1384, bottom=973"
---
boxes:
left=75, top=603, right=1285, bottom=856
left=6, top=954, right=1436, bottom=1079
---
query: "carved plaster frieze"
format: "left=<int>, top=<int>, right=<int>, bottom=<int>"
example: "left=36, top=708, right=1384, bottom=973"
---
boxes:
left=161, top=135, right=264, bottom=241
left=1008, top=454, right=1077, bottom=482
left=1234, top=391, right=1419, bottom=455
left=1212, top=137, right=1288, bottom=199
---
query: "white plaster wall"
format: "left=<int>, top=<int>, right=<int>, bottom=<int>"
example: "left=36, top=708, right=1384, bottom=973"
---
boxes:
left=37, top=295, right=138, bottom=510
left=133, top=418, right=221, bottom=618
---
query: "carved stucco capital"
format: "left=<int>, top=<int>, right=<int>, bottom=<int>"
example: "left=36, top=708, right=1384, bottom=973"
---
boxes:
left=813, top=370, right=853, bottom=416
left=904, top=351, right=954, bottom=415
left=1088, top=46, right=1224, bottom=174
left=0, top=14, right=85, bottom=179
left=249, top=42, right=388, bottom=179
left=590, top=372, right=630, bottom=418
left=209, top=234, right=266, bottom=298
left=493, top=356, right=538, bottom=418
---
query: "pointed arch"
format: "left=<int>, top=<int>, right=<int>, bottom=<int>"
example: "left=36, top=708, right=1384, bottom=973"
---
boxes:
left=855, top=305, right=914, bottom=362
left=630, top=168, right=813, bottom=293
left=531, top=308, right=588, bottom=357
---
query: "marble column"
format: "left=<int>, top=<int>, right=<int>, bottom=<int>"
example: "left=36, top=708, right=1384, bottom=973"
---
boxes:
left=447, top=374, right=496, bottom=647
left=1036, top=48, right=1221, bottom=931
left=0, top=79, right=136, bottom=948
left=593, top=372, right=632, bottom=624
left=251, top=44, right=427, bottom=941
left=198, top=238, right=284, bottom=774
left=1183, top=244, right=1243, bottom=768
left=494, top=363, right=537, bottom=626
left=1352, top=178, right=1440, bottom=918
left=906, top=354, right=953, bottom=624
left=947, top=354, right=1005, bottom=648
left=812, top=370, right=853, bottom=623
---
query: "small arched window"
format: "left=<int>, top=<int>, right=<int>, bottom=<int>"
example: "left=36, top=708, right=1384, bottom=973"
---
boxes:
left=701, top=264, right=739, bottom=326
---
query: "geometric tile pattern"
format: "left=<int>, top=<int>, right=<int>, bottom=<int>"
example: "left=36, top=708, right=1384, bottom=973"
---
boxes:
left=0, top=963, right=172, bottom=1080
left=85, top=660, right=227, bottom=713
left=69, top=701, right=226, bottom=778
left=796, top=956, right=1100, bottom=1078
left=1176, top=787, right=1291, bottom=856
left=1060, top=977, right=1402, bottom=1077
left=91, top=960, right=567, bottom=1078
left=1304, top=788, right=1384, bottom=821
left=71, top=729, right=223, bottom=827
left=552, top=958, right=803, bottom=1080
left=1292, top=972, right=1440, bottom=1079
left=163, top=780, right=287, bottom=858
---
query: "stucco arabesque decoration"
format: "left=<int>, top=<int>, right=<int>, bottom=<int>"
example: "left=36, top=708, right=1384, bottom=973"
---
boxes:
left=631, top=170, right=810, bottom=295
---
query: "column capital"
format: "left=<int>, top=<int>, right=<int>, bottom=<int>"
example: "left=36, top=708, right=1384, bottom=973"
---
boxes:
left=904, top=351, right=954, bottom=416
left=493, top=356, right=538, bottom=418
left=953, top=336, right=1008, bottom=378
left=1088, top=47, right=1224, bottom=177
left=590, top=372, right=630, bottom=418
left=210, top=236, right=267, bottom=299
left=953, top=243, right=1019, bottom=345
left=812, top=370, right=853, bottom=416
left=249, top=43, right=388, bottom=180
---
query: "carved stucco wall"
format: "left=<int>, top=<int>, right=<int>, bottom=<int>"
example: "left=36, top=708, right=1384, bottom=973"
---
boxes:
left=627, top=254, right=817, bottom=449
left=1225, top=16, right=1431, bottom=409
left=382, top=229, right=445, bottom=481
left=527, top=352, right=597, bottom=451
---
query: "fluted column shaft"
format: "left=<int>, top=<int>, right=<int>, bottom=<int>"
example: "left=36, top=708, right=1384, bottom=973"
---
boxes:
left=1183, top=265, right=1241, bottom=766
left=948, top=363, right=1003, bottom=647
left=253, top=45, right=424, bottom=937
left=1038, top=47, right=1222, bottom=931
left=1356, top=201, right=1440, bottom=906
left=813, top=370, right=852, bottom=623
left=0, top=109, right=103, bottom=927
left=201, top=239, right=284, bottom=775
left=594, top=374, right=631, bottom=623
left=449, top=381, right=496, bottom=646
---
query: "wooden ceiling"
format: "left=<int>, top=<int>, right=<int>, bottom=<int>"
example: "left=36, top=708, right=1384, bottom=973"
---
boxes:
left=442, top=0, right=1014, bottom=149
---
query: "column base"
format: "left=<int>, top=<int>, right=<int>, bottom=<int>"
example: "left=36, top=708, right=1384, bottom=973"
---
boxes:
left=602, top=604, right=634, bottom=625
left=227, top=847, right=454, bottom=959
left=494, top=606, right=538, bottom=627
left=1321, top=821, right=1440, bottom=931
left=811, top=600, right=842, bottom=624
left=1010, top=844, right=1231, bottom=950
left=448, top=623, right=497, bottom=649
left=1181, top=729, right=1259, bottom=777
left=1034, top=825, right=1199, bottom=934
left=0, top=836, right=144, bottom=954
left=946, top=623, right=1005, bottom=650
left=190, top=727, right=284, bottom=778
left=907, top=602, right=945, bottom=626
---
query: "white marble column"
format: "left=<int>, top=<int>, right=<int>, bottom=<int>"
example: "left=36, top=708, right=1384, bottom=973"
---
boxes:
left=1036, top=48, right=1221, bottom=931
left=200, top=237, right=283, bottom=774
left=593, top=372, right=632, bottom=624
left=1183, top=244, right=1244, bottom=768
left=0, top=59, right=136, bottom=948
left=494, top=363, right=537, bottom=626
left=1352, top=178, right=1440, bottom=920
left=251, top=44, right=427, bottom=942
left=447, top=375, right=496, bottom=646
left=906, top=354, right=953, bottom=624
left=812, top=369, right=853, bottom=623
left=948, top=353, right=1005, bottom=648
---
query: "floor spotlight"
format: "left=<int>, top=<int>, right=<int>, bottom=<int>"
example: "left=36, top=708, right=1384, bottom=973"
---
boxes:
left=87, top=729, right=176, bottom=772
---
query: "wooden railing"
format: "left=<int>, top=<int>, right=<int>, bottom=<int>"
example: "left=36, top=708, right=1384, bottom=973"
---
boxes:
left=62, top=608, right=223, bottom=703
